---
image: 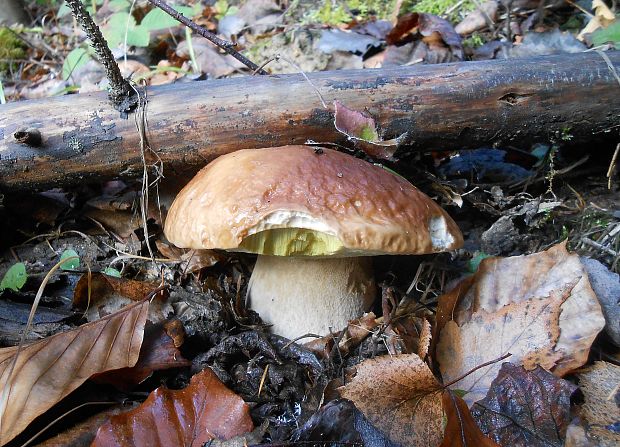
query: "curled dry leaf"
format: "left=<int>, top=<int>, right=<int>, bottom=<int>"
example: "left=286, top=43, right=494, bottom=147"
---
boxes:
left=73, top=273, right=160, bottom=309
left=93, top=319, right=191, bottom=391
left=333, top=100, right=401, bottom=161
left=339, top=354, right=444, bottom=446
left=435, top=243, right=605, bottom=405
left=92, top=368, right=254, bottom=447
left=575, top=361, right=620, bottom=446
left=73, top=273, right=169, bottom=322
left=304, top=313, right=378, bottom=359
left=386, top=13, right=463, bottom=59
left=471, top=363, right=577, bottom=447
left=454, top=1, right=499, bottom=36
left=0, top=300, right=149, bottom=445
left=441, top=391, right=499, bottom=447
left=384, top=315, right=432, bottom=358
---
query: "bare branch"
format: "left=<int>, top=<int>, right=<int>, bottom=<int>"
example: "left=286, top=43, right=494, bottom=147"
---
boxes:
left=146, top=0, right=269, bottom=75
left=64, top=0, right=135, bottom=111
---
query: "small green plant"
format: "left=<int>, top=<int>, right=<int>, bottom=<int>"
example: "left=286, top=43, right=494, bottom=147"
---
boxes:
left=560, top=126, right=573, bottom=142
left=304, top=0, right=395, bottom=25
left=0, top=263, right=28, bottom=292
left=61, top=1, right=201, bottom=82
left=103, top=267, right=122, bottom=277
left=0, top=27, right=27, bottom=73
left=60, top=249, right=80, bottom=271
left=407, top=0, right=476, bottom=21
left=592, top=20, right=620, bottom=47
left=214, top=0, right=239, bottom=19
left=466, top=252, right=491, bottom=273
left=462, top=33, right=484, bottom=49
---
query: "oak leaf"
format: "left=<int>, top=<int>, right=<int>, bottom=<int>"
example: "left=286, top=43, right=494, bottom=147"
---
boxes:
left=92, top=368, right=254, bottom=446
left=0, top=300, right=149, bottom=445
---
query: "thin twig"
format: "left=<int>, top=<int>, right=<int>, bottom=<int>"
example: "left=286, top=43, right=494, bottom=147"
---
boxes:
left=607, top=143, right=620, bottom=189
left=146, top=0, right=268, bottom=75
left=64, top=0, right=134, bottom=110
left=442, top=352, right=512, bottom=389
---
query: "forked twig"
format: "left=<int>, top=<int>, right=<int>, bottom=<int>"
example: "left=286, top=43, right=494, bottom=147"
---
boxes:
left=442, top=352, right=512, bottom=389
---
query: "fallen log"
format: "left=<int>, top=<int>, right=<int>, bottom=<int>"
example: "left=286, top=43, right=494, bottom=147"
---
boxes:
left=1, top=51, right=619, bottom=190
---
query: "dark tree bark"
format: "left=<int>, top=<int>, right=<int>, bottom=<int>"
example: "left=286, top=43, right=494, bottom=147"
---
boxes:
left=1, top=51, right=619, bottom=191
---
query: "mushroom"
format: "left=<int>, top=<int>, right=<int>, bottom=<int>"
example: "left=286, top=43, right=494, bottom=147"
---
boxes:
left=164, top=145, right=463, bottom=339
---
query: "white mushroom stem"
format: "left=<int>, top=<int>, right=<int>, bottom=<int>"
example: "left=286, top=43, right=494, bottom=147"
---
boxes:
left=247, top=256, right=376, bottom=340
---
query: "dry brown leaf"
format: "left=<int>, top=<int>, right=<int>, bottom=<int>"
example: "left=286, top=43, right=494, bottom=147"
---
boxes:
left=0, top=300, right=149, bottom=445
left=454, top=1, right=498, bottom=36
left=92, top=368, right=254, bottom=446
left=304, top=313, right=378, bottom=359
left=441, top=391, right=499, bottom=447
left=435, top=243, right=605, bottom=405
left=384, top=316, right=432, bottom=358
left=93, top=319, right=191, bottom=391
left=576, top=361, right=620, bottom=446
left=438, top=286, right=568, bottom=404
left=339, top=354, right=444, bottom=446
left=73, top=273, right=169, bottom=322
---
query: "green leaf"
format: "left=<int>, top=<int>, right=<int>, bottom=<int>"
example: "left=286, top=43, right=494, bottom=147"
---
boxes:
left=141, top=5, right=197, bottom=31
left=451, top=389, right=469, bottom=398
left=108, top=0, right=131, bottom=12
left=125, top=26, right=150, bottom=47
left=60, top=249, right=80, bottom=271
left=466, top=252, right=492, bottom=273
left=103, top=12, right=150, bottom=48
left=62, top=47, right=91, bottom=80
left=592, top=20, right=620, bottom=46
left=0, top=263, right=27, bottom=292
left=103, top=267, right=122, bottom=278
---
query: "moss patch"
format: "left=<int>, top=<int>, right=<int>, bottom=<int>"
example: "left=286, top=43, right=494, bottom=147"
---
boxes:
left=0, top=27, right=26, bottom=73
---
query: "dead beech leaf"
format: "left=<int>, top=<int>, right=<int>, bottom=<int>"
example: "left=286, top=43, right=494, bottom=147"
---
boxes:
left=93, top=319, right=191, bottom=391
left=339, top=354, right=444, bottom=446
left=438, top=286, right=568, bottom=405
left=576, top=361, right=620, bottom=446
left=441, top=391, right=499, bottom=447
left=435, top=243, right=605, bottom=405
left=471, top=363, right=577, bottom=447
left=92, top=368, right=254, bottom=447
left=0, top=300, right=149, bottom=445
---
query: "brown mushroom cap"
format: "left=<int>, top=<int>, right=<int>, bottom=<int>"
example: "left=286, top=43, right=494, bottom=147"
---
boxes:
left=164, top=145, right=463, bottom=256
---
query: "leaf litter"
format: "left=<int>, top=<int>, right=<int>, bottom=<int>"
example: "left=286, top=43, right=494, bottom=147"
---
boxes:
left=0, top=300, right=149, bottom=445
left=435, top=242, right=605, bottom=405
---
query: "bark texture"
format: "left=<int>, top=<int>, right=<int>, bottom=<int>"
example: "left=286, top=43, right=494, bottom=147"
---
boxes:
left=1, top=51, right=619, bottom=191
